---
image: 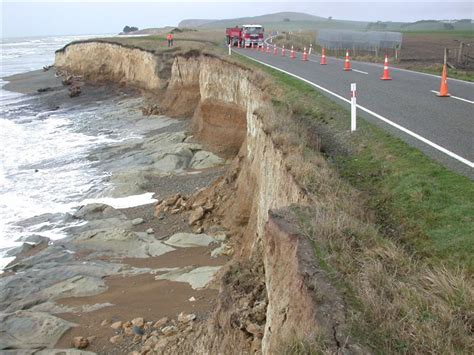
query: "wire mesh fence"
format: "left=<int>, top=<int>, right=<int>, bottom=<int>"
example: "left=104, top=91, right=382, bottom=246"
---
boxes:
left=316, top=30, right=403, bottom=57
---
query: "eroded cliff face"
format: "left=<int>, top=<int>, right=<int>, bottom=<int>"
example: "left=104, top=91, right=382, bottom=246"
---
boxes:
left=55, top=43, right=348, bottom=354
left=55, top=42, right=162, bottom=91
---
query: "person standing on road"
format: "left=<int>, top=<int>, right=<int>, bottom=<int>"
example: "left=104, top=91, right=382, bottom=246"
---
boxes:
left=167, top=33, right=174, bottom=47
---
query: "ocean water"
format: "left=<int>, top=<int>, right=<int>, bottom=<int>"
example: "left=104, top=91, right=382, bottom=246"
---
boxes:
left=0, top=35, right=156, bottom=270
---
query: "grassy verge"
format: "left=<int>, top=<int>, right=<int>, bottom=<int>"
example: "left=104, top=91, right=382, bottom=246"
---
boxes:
left=234, top=52, right=473, bottom=352
left=403, top=64, right=474, bottom=82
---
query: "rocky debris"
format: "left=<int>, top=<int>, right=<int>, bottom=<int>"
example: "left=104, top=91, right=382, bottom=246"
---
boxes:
left=0, top=311, right=75, bottom=350
left=146, top=228, right=154, bottom=234
left=188, top=297, right=196, bottom=302
left=111, top=321, right=123, bottom=330
left=154, top=190, right=222, bottom=229
left=131, top=317, right=145, bottom=328
left=72, top=336, right=89, bottom=349
left=133, top=325, right=144, bottom=335
left=142, top=104, right=162, bottom=116
left=211, top=243, right=234, bottom=258
left=193, top=226, right=204, bottom=234
left=69, top=85, right=81, bottom=98
left=188, top=206, right=205, bottom=226
left=132, top=218, right=144, bottom=226
left=154, top=193, right=187, bottom=217
left=161, top=325, right=178, bottom=336
left=109, top=334, right=123, bottom=344
left=101, top=319, right=110, bottom=327
left=43, top=64, right=53, bottom=71
left=245, top=322, right=264, bottom=338
left=177, top=312, right=196, bottom=324
left=153, top=317, right=169, bottom=328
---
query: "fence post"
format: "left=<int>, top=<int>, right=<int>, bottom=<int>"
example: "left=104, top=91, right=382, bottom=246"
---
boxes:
left=351, top=83, right=357, bottom=132
left=228, top=43, right=231, bottom=56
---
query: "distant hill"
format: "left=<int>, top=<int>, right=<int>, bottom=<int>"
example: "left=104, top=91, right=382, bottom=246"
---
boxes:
left=178, top=11, right=473, bottom=33
left=178, top=11, right=354, bottom=30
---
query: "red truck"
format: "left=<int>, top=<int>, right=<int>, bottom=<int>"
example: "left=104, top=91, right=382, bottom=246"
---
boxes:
left=226, top=25, right=264, bottom=47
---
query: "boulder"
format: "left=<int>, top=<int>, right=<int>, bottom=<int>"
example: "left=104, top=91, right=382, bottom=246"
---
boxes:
left=177, top=312, right=196, bottom=324
left=153, top=317, right=168, bottom=328
left=188, top=207, right=205, bottom=225
left=111, top=321, right=122, bottom=330
left=72, top=336, right=89, bottom=349
left=154, top=265, right=222, bottom=290
left=132, top=218, right=144, bottom=226
left=189, top=151, right=224, bottom=169
left=109, top=335, right=123, bottom=344
left=165, top=232, right=216, bottom=248
left=161, top=325, right=178, bottom=336
left=131, top=317, right=144, bottom=327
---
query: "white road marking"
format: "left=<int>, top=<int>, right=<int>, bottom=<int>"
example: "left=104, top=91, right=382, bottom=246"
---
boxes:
left=237, top=52, right=474, bottom=169
left=352, top=69, right=369, bottom=75
left=430, top=90, right=474, bottom=105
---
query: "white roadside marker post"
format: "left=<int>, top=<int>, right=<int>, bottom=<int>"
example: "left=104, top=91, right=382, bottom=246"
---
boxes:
left=351, top=83, right=357, bottom=132
left=228, top=43, right=231, bottom=56
left=309, top=43, right=313, bottom=55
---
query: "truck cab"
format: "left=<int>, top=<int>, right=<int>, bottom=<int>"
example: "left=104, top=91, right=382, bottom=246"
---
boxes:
left=241, top=25, right=264, bottom=47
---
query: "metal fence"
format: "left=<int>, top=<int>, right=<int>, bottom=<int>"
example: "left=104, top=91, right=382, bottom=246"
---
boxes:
left=317, top=30, right=403, bottom=53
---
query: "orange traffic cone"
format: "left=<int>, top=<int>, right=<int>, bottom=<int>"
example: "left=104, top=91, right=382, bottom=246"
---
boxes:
left=437, top=64, right=450, bottom=97
left=237, top=41, right=240, bottom=48
left=266, top=45, right=271, bottom=53
left=290, top=46, right=296, bottom=59
left=320, top=48, right=327, bottom=65
left=273, top=46, right=278, bottom=55
left=282, top=45, right=286, bottom=57
left=344, top=50, right=351, bottom=71
left=251, top=42, right=254, bottom=50
left=380, top=54, right=392, bottom=80
left=302, top=47, right=308, bottom=61
left=261, top=45, right=265, bottom=53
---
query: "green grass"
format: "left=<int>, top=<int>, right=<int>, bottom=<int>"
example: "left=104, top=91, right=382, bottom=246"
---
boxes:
left=401, top=30, right=474, bottom=37
left=404, top=65, right=474, bottom=82
left=235, top=53, right=474, bottom=273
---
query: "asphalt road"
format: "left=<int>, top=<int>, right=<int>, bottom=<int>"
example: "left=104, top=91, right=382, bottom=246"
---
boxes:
left=234, top=44, right=474, bottom=178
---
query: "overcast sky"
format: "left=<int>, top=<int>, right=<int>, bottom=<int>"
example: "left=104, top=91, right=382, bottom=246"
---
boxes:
left=1, top=1, right=472, bottom=38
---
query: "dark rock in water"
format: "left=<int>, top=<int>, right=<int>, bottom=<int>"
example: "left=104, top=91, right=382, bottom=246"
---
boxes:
left=15, top=212, right=73, bottom=230
left=23, top=235, right=50, bottom=245
left=133, top=325, right=144, bottom=335
left=6, top=235, right=49, bottom=258
left=34, top=168, right=39, bottom=172
left=37, top=87, right=52, bottom=93
left=72, top=203, right=123, bottom=221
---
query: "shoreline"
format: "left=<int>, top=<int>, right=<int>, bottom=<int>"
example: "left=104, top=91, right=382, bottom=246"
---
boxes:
left=0, top=68, right=231, bottom=353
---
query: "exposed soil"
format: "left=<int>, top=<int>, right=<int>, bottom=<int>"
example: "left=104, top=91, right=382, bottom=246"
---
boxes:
left=56, top=274, right=218, bottom=354
left=399, top=33, right=473, bottom=68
